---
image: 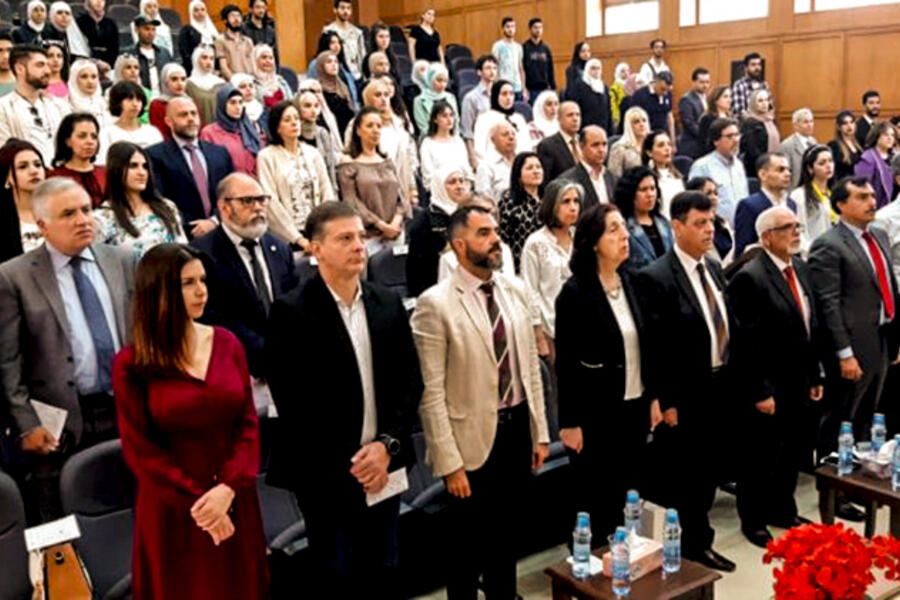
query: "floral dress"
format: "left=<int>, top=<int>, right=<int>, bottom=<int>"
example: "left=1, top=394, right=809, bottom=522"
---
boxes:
left=94, top=199, right=187, bottom=257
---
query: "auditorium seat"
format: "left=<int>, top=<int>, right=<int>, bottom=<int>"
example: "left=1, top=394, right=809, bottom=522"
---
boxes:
left=106, top=4, right=138, bottom=29
left=395, top=54, right=412, bottom=85
left=453, top=68, right=478, bottom=91
left=255, top=474, right=307, bottom=555
left=391, top=40, right=409, bottom=59
left=294, top=255, right=319, bottom=287
left=278, top=66, right=298, bottom=93
left=747, top=176, right=761, bottom=194
left=513, top=101, right=533, bottom=123
left=59, top=440, right=135, bottom=600
left=449, top=56, right=475, bottom=77
left=0, top=470, right=30, bottom=600
left=0, top=1, right=11, bottom=25
left=400, top=431, right=447, bottom=515
left=445, top=44, right=472, bottom=63
left=367, top=245, right=408, bottom=299
left=389, top=25, right=406, bottom=43
left=158, top=7, right=182, bottom=29
left=673, top=154, right=694, bottom=177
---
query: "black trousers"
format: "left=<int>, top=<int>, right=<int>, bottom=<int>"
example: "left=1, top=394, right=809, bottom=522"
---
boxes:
left=447, top=402, right=533, bottom=600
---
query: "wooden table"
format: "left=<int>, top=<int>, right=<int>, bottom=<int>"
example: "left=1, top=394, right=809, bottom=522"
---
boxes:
left=544, top=549, right=721, bottom=600
left=815, top=464, right=900, bottom=538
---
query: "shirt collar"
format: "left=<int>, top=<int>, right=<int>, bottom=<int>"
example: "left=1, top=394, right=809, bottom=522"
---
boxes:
left=764, top=248, right=790, bottom=272
left=325, top=280, right=363, bottom=310
left=221, top=221, right=262, bottom=246
left=174, top=135, right=199, bottom=150
left=581, top=160, right=603, bottom=179
left=713, top=150, right=735, bottom=166
left=45, top=241, right=93, bottom=272
left=456, top=262, right=493, bottom=293
left=841, top=219, right=868, bottom=238
left=760, top=187, right=788, bottom=206
left=673, top=242, right=702, bottom=275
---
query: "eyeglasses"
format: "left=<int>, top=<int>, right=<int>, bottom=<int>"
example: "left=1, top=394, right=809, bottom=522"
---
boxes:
left=722, top=132, right=741, bottom=140
left=225, top=195, right=270, bottom=207
left=768, top=222, right=804, bottom=233
left=27, top=104, right=52, bottom=139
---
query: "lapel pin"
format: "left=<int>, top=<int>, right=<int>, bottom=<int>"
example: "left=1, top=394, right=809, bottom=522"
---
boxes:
left=270, top=245, right=277, bottom=252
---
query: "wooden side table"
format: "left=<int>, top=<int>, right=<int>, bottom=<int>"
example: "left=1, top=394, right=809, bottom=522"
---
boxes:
left=815, top=465, right=900, bottom=538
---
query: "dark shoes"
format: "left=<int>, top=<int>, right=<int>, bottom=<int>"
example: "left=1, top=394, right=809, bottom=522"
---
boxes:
left=694, top=548, right=737, bottom=572
left=742, top=527, right=773, bottom=549
left=836, top=502, right=866, bottom=522
left=770, top=515, right=814, bottom=529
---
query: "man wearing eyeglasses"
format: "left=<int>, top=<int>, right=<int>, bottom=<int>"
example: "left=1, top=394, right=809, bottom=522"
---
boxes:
left=190, top=172, right=297, bottom=384
left=688, top=117, right=749, bottom=226
left=733, top=152, right=796, bottom=257
left=726, top=206, right=824, bottom=549
left=0, top=45, right=70, bottom=164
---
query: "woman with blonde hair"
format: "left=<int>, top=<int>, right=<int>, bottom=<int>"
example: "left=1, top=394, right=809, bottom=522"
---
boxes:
left=363, top=78, right=419, bottom=206
left=740, top=88, right=780, bottom=176
left=609, top=106, right=649, bottom=178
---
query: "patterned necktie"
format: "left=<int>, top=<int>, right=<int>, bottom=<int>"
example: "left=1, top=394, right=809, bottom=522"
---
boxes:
left=696, top=262, right=729, bottom=364
left=481, top=282, right=512, bottom=408
left=184, top=143, right=212, bottom=217
left=240, top=239, right=271, bottom=315
left=70, top=256, right=116, bottom=392
left=862, top=231, right=895, bottom=320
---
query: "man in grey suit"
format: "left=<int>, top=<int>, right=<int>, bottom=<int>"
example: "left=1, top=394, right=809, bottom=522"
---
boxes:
left=678, top=67, right=710, bottom=159
left=809, top=176, right=900, bottom=489
left=778, top=108, right=817, bottom=190
left=0, top=178, right=134, bottom=522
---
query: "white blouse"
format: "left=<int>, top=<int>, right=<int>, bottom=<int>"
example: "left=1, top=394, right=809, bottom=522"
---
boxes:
left=98, top=122, right=163, bottom=165
left=419, top=135, right=472, bottom=189
left=657, top=167, right=685, bottom=220
left=520, top=226, right=572, bottom=338
left=607, top=289, right=644, bottom=401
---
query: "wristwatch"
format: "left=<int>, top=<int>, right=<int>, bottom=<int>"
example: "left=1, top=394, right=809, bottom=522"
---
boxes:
left=377, top=434, right=401, bottom=456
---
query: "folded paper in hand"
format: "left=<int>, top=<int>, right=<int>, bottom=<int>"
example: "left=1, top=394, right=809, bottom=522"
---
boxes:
left=365, top=468, right=408, bottom=507
left=30, top=399, right=67, bottom=442
left=24, top=515, right=80, bottom=552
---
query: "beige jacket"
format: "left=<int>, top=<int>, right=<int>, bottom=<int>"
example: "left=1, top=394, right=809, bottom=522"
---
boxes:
left=411, top=268, right=550, bottom=477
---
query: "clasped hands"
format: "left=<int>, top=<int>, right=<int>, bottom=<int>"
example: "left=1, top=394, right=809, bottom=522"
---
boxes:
left=191, top=483, right=236, bottom=546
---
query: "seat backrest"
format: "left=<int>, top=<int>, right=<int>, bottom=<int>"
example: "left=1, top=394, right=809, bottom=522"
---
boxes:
left=158, top=7, right=182, bottom=28
left=295, top=256, right=319, bottom=287
left=255, top=473, right=302, bottom=547
left=457, top=83, right=476, bottom=106
left=395, top=54, right=412, bottom=84
left=107, top=4, right=138, bottom=27
left=367, top=246, right=408, bottom=298
left=513, top=101, right=533, bottom=123
left=455, top=69, right=479, bottom=88
left=0, top=471, right=30, bottom=600
left=445, top=45, right=473, bottom=62
left=59, top=440, right=135, bottom=600
left=449, top=56, right=475, bottom=76
left=279, top=66, right=298, bottom=93
left=390, top=41, right=409, bottom=59
left=389, top=25, right=406, bottom=43
left=0, top=0, right=11, bottom=24
left=672, top=155, right=693, bottom=177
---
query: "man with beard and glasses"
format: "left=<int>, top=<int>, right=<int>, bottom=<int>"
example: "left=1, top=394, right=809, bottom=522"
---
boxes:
left=191, top=172, right=297, bottom=389
left=215, top=4, right=255, bottom=81
left=0, top=45, right=71, bottom=164
left=731, top=52, right=769, bottom=121
left=412, top=205, right=550, bottom=599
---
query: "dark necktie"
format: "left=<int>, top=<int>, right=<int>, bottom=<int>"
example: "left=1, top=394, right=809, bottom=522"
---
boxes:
left=481, top=282, right=512, bottom=408
left=240, top=239, right=271, bottom=315
left=696, top=262, right=729, bottom=364
left=783, top=265, right=805, bottom=319
left=184, top=143, right=212, bottom=217
left=569, top=137, right=581, bottom=162
left=862, top=231, right=895, bottom=320
left=70, top=256, right=116, bottom=392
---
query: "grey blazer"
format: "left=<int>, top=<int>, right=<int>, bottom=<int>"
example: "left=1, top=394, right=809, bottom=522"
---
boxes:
left=0, top=243, right=135, bottom=445
left=777, top=133, right=813, bottom=191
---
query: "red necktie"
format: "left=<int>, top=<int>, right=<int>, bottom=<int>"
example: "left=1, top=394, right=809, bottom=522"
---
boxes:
left=862, top=231, right=895, bottom=320
left=481, top=282, right=513, bottom=408
left=783, top=265, right=804, bottom=318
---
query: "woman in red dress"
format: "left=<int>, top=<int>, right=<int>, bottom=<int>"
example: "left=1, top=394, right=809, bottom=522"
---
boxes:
left=112, top=244, right=269, bottom=599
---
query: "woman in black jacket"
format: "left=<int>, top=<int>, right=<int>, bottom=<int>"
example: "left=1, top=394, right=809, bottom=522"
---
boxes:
left=567, top=58, right=612, bottom=134
left=555, top=202, right=660, bottom=542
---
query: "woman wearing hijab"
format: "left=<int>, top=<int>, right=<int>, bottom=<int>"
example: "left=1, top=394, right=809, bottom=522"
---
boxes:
left=186, top=45, right=225, bottom=126
left=362, top=23, right=403, bottom=85
left=233, top=73, right=268, bottom=142
left=68, top=59, right=105, bottom=121
left=178, top=0, right=218, bottom=75
left=740, top=88, right=780, bottom=176
left=412, top=62, right=458, bottom=141
left=252, top=44, right=292, bottom=109
left=297, top=78, right=342, bottom=158
left=564, top=40, right=591, bottom=100
left=568, top=58, right=612, bottom=134
left=149, top=63, right=187, bottom=139
left=609, top=62, right=631, bottom=131
left=306, top=31, right=359, bottom=111
left=316, top=50, right=355, bottom=137
left=48, top=2, right=91, bottom=59
left=472, top=78, right=532, bottom=163
left=14, top=1, right=48, bottom=44
left=131, top=0, right=173, bottom=56
left=529, top=90, right=559, bottom=145
left=294, top=89, right=337, bottom=190
left=199, top=84, right=260, bottom=176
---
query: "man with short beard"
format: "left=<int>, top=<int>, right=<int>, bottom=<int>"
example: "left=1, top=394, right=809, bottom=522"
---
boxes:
left=242, top=0, right=278, bottom=66
left=731, top=52, right=769, bottom=120
left=215, top=4, right=255, bottom=80
left=0, top=32, right=16, bottom=96
left=0, top=45, right=71, bottom=164
left=124, top=15, right=173, bottom=94
left=190, top=172, right=297, bottom=382
left=412, top=205, right=550, bottom=599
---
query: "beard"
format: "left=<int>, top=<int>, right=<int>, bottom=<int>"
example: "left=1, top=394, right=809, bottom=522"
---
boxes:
left=466, top=242, right=503, bottom=271
left=230, top=216, right=268, bottom=239
left=26, top=73, right=48, bottom=89
left=226, top=22, right=242, bottom=32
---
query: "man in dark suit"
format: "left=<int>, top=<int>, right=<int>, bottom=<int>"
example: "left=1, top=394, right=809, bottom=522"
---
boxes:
left=678, top=67, right=710, bottom=159
left=855, top=90, right=880, bottom=148
left=727, top=206, right=823, bottom=548
left=636, top=190, right=736, bottom=572
left=265, top=202, right=422, bottom=597
left=559, top=125, right=616, bottom=209
left=146, top=97, right=233, bottom=239
left=537, top=100, right=581, bottom=183
left=733, top=152, right=796, bottom=257
left=191, top=173, right=297, bottom=381
left=0, top=178, right=134, bottom=523
left=809, top=176, right=900, bottom=484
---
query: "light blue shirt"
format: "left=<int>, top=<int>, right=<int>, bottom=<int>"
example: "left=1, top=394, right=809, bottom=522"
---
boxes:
left=689, top=151, right=749, bottom=226
left=46, top=243, right=121, bottom=394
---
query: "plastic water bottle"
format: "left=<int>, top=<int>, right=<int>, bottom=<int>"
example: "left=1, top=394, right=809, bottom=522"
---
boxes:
left=662, top=508, right=682, bottom=575
left=572, top=512, right=592, bottom=580
left=611, top=526, right=630, bottom=597
left=838, top=421, right=855, bottom=476
left=893, top=435, right=900, bottom=492
left=872, top=413, right=887, bottom=453
left=624, top=489, right=641, bottom=534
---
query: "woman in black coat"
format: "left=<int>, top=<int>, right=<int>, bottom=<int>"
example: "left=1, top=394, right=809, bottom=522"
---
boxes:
left=555, top=202, right=659, bottom=542
left=567, top=58, right=612, bottom=134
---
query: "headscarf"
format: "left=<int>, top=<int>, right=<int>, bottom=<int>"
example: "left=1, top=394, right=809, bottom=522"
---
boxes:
left=49, top=2, right=91, bottom=57
left=748, top=88, right=780, bottom=151
left=748, top=88, right=773, bottom=121
left=490, top=79, right=515, bottom=117
left=215, top=83, right=260, bottom=156
left=582, top=59, right=605, bottom=94
left=315, top=51, right=350, bottom=103
left=230, top=73, right=263, bottom=122
left=298, top=78, right=342, bottom=152
left=132, top=0, right=173, bottom=54
left=411, top=60, right=429, bottom=92
left=188, top=45, right=224, bottom=90
left=188, top=0, right=217, bottom=44
left=112, top=54, right=140, bottom=84
left=417, top=63, right=451, bottom=125
left=614, top=62, right=630, bottom=86
left=26, top=0, right=46, bottom=32
left=159, top=62, right=187, bottom=99
left=623, top=74, right=644, bottom=96
left=252, top=44, right=279, bottom=95
left=67, top=59, right=105, bottom=118
left=429, top=164, right=469, bottom=217
left=531, top=90, right=559, bottom=138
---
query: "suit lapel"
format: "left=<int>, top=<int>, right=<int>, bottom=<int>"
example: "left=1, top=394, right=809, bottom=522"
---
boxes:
left=837, top=222, right=880, bottom=292
left=669, top=252, right=705, bottom=319
left=29, top=246, right=69, bottom=335
left=761, top=252, right=806, bottom=331
left=91, top=244, right=126, bottom=343
left=576, top=165, right=600, bottom=207
left=260, top=235, right=284, bottom=295
left=214, top=228, right=262, bottom=310
left=452, top=271, right=494, bottom=361
left=168, top=139, right=193, bottom=183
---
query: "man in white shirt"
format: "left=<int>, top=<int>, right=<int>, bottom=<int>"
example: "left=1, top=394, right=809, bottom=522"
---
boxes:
left=322, top=0, right=366, bottom=84
left=733, top=152, right=796, bottom=257
left=461, top=55, right=498, bottom=170
left=638, top=38, right=670, bottom=85
left=778, top=108, right=817, bottom=190
left=0, top=45, right=70, bottom=164
left=559, top=125, right=616, bottom=210
left=491, top=17, right=527, bottom=102
left=475, top=122, right=516, bottom=203
left=689, top=117, right=749, bottom=225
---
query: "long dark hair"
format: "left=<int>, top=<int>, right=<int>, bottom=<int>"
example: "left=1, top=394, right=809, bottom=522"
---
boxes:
left=426, top=99, right=453, bottom=137
left=104, top=142, right=179, bottom=238
left=130, top=243, right=203, bottom=378
left=53, top=112, right=100, bottom=167
left=799, top=144, right=833, bottom=217
left=0, top=139, right=45, bottom=195
left=346, top=106, right=387, bottom=159
left=568, top=41, right=588, bottom=69
left=507, top=151, right=544, bottom=202
left=641, top=129, right=682, bottom=179
left=832, top=110, right=859, bottom=164
left=316, top=31, right=351, bottom=74
left=570, top=203, right=621, bottom=281
left=43, top=39, right=69, bottom=83
left=614, top=166, right=660, bottom=220
left=363, top=23, right=399, bottom=80
left=704, top=85, right=730, bottom=118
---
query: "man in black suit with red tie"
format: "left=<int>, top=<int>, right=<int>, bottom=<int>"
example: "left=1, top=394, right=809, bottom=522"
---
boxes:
left=636, top=190, right=736, bottom=572
left=726, top=206, right=823, bottom=548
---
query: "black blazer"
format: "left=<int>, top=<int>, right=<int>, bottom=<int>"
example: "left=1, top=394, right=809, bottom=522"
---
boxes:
left=726, top=252, right=823, bottom=411
left=740, top=117, right=769, bottom=176
left=191, top=226, right=298, bottom=378
left=264, top=275, right=423, bottom=512
left=558, top=163, right=616, bottom=210
left=406, top=205, right=451, bottom=297
left=678, top=92, right=706, bottom=159
left=146, top=138, right=234, bottom=233
left=0, top=193, right=23, bottom=264
left=178, top=26, right=203, bottom=75
left=567, top=78, right=612, bottom=135
left=555, top=271, right=650, bottom=433
left=75, top=13, right=118, bottom=67
left=636, top=250, right=733, bottom=416
left=856, top=117, right=872, bottom=149
left=124, top=44, right=173, bottom=91
left=537, top=132, right=577, bottom=184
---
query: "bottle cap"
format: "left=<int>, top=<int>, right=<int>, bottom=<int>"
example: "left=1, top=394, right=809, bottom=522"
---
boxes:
left=614, top=526, right=627, bottom=542
left=576, top=511, right=590, bottom=529
left=875, top=413, right=886, bottom=424
left=626, top=489, right=639, bottom=503
left=665, top=508, right=679, bottom=522
left=841, top=421, right=853, bottom=434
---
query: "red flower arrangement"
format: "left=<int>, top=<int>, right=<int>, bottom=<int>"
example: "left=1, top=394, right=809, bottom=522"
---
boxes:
left=763, top=523, right=900, bottom=599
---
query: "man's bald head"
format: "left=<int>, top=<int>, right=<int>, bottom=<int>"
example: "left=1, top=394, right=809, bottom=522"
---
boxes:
left=490, top=122, right=517, bottom=157
left=165, top=96, right=200, bottom=140
left=559, top=101, right=581, bottom=135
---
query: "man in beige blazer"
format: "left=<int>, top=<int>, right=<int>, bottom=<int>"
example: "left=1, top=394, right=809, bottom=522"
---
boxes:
left=412, top=204, right=550, bottom=600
